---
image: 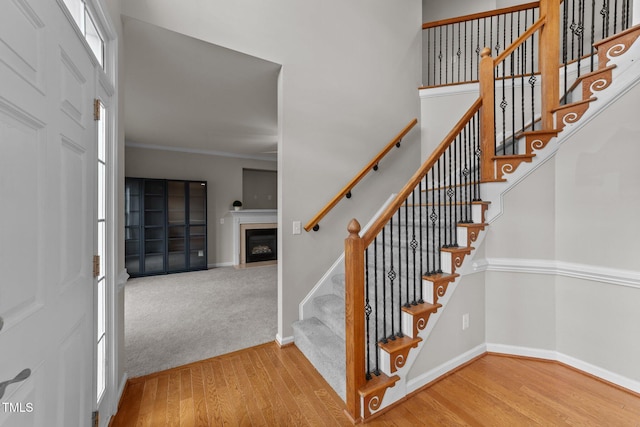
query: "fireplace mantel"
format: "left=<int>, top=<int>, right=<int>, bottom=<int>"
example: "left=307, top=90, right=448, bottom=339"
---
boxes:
left=230, top=209, right=277, bottom=265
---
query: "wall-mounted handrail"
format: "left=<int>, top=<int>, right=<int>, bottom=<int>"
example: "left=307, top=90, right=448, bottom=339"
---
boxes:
left=304, top=118, right=418, bottom=232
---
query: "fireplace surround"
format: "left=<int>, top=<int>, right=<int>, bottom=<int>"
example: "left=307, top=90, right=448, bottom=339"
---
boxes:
left=230, top=209, right=277, bottom=265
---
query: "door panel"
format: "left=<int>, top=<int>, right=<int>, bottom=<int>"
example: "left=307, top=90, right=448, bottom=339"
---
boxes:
left=0, top=103, right=45, bottom=321
left=0, top=0, right=97, bottom=425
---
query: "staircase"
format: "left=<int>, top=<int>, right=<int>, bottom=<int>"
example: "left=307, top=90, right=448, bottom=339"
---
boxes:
left=294, top=3, right=640, bottom=422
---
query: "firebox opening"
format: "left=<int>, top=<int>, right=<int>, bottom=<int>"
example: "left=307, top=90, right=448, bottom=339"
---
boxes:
left=245, top=228, right=277, bottom=263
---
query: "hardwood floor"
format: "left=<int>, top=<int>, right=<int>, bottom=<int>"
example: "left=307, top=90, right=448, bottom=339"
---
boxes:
left=110, top=342, right=640, bottom=426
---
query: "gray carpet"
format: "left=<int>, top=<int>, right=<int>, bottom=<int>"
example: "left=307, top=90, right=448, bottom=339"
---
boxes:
left=125, top=265, right=277, bottom=378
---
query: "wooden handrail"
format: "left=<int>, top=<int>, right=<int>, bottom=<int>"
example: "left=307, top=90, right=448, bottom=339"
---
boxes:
left=303, top=118, right=418, bottom=232
left=422, top=1, right=540, bottom=30
left=361, top=99, right=482, bottom=247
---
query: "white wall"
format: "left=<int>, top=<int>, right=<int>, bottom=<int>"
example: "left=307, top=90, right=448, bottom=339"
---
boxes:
left=407, top=269, right=486, bottom=379
left=422, top=0, right=525, bottom=22
left=483, top=73, right=640, bottom=385
left=552, top=81, right=640, bottom=382
left=121, top=0, right=423, bottom=341
left=419, top=84, right=479, bottom=159
left=125, top=147, right=277, bottom=266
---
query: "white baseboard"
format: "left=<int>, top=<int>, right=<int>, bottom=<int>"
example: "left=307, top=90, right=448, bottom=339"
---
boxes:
left=486, top=343, right=557, bottom=360
left=487, top=343, right=640, bottom=394
left=406, top=344, right=487, bottom=394
left=276, top=333, right=294, bottom=347
left=208, top=262, right=234, bottom=268
left=556, top=352, right=640, bottom=394
left=406, top=343, right=640, bottom=396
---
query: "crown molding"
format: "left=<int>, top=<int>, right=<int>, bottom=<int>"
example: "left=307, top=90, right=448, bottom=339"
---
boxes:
left=125, top=140, right=277, bottom=162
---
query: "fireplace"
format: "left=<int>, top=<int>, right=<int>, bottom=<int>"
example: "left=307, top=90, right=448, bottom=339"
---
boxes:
left=245, top=228, right=277, bottom=263
left=230, top=210, right=277, bottom=265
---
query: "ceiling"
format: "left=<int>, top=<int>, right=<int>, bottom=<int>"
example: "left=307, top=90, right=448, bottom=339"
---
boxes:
left=123, top=18, right=280, bottom=161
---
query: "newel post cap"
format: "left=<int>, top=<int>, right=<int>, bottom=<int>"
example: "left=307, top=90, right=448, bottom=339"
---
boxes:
left=347, top=219, right=361, bottom=236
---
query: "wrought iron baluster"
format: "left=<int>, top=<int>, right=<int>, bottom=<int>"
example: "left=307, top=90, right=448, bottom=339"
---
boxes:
left=388, top=216, right=396, bottom=341
left=437, top=158, right=443, bottom=272
left=418, top=179, right=424, bottom=303
left=602, top=0, right=610, bottom=39
left=373, top=237, right=380, bottom=375
left=404, top=195, right=410, bottom=307
left=443, top=149, right=450, bottom=247
left=439, top=26, right=443, bottom=86
left=457, top=22, right=462, bottom=83
left=530, top=13, right=536, bottom=131
left=446, top=24, right=450, bottom=84
left=591, top=0, right=596, bottom=71
left=579, top=0, right=586, bottom=77
left=365, top=249, right=371, bottom=379
left=464, top=21, right=468, bottom=83
left=563, top=0, right=569, bottom=99
left=477, top=19, right=482, bottom=81
left=522, top=10, right=527, bottom=127
left=430, top=166, right=438, bottom=274
left=454, top=131, right=461, bottom=230
left=397, top=208, right=403, bottom=312
left=454, top=137, right=460, bottom=241
left=381, top=225, right=387, bottom=344
left=474, top=113, right=482, bottom=202
left=462, top=124, right=470, bottom=222
left=410, top=188, right=417, bottom=305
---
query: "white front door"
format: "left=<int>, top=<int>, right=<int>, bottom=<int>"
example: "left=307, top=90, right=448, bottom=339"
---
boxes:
left=0, top=1, right=98, bottom=425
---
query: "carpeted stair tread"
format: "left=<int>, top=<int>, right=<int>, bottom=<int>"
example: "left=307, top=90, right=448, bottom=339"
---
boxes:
left=292, top=317, right=346, bottom=401
left=313, top=294, right=345, bottom=340
left=332, top=274, right=345, bottom=296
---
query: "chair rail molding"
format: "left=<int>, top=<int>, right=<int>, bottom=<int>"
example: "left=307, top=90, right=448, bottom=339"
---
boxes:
left=473, top=257, right=640, bottom=289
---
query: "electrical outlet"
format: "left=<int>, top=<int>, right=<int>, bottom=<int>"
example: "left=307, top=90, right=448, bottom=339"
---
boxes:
left=462, top=313, right=470, bottom=330
left=293, top=221, right=301, bottom=235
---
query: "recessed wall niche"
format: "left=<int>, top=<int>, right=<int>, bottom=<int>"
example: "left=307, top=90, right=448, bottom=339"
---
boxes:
left=242, top=168, right=277, bottom=209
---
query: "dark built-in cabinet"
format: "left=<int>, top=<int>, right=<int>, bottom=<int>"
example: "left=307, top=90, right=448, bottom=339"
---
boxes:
left=125, top=178, right=207, bottom=277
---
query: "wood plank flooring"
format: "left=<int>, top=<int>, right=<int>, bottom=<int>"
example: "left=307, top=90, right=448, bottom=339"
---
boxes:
left=110, top=342, right=640, bottom=426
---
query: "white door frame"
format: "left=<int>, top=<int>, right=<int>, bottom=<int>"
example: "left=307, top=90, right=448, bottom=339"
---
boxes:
left=86, top=1, right=121, bottom=424
left=57, top=0, right=121, bottom=424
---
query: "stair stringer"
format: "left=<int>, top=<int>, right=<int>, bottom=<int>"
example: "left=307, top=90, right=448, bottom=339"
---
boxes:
left=364, top=27, right=640, bottom=418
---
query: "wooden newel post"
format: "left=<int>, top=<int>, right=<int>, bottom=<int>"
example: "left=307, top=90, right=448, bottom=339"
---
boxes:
left=479, top=47, right=496, bottom=182
left=345, top=218, right=365, bottom=422
left=539, top=0, right=561, bottom=129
